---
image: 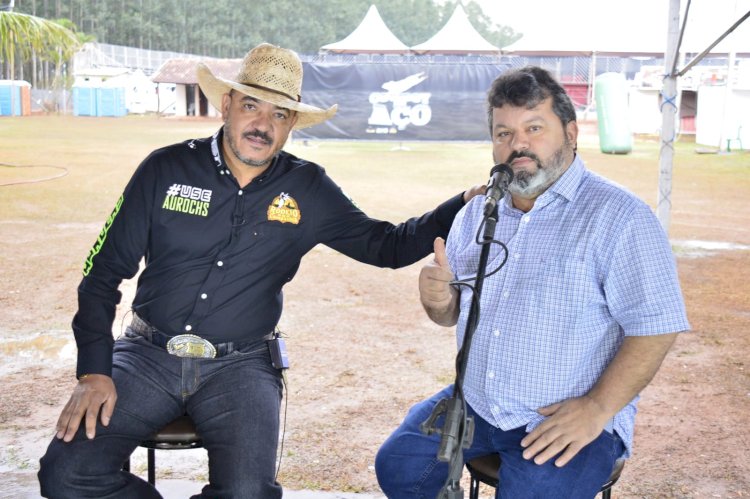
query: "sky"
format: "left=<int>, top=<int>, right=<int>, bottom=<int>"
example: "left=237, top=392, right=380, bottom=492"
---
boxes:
left=472, top=0, right=750, bottom=54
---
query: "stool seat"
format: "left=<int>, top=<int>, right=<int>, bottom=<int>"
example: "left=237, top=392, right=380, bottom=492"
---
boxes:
left=466, top=454, right=625, bottom=498
left=123, top=414, right=203, bottom=485
left=142, top=415, right=202, bottom=449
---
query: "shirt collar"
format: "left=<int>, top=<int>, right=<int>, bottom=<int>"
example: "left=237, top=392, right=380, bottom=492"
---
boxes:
left=501, top=154, right=584, bottom=214
left=210, top=129, right=224, bottom=172
left=547, top=154, right=585, bottom=203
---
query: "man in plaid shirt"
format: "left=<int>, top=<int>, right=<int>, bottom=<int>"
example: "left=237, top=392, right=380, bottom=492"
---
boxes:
left=376, top=66, right=689, bottom=498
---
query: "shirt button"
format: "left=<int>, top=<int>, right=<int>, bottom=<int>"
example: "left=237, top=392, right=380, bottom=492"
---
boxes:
left=522, top=215, right=531, bottom=223
left=514, top=253, right=520, bottom=260
left=238, top=190, right=243, bottom=196
left=492, top=405, right=500, bottom=413
left=503, top=291, right=510, bottom=298
left=493, top=329, right=500, bottom=337
left=488, top=371, right=495, bottom=379
left=201, top=293, right=208, bottom=299
left=217, top=261, right=224, bottom=267
left=185, top=325, right=192, bottom=331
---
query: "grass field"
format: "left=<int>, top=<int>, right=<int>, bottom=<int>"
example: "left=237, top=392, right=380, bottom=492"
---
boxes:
left=1, top=115, right=749, bottom=497
left=2, top=115, right=748, bottom=244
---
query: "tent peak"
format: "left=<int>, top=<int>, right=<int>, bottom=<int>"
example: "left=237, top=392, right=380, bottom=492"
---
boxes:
left=411, top=3, right=499, bottom=55
left=320, top=4, right=409, bottom=54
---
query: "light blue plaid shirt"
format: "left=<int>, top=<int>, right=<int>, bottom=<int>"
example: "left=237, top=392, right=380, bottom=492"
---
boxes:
left=446, top=156, right=690, bottom=457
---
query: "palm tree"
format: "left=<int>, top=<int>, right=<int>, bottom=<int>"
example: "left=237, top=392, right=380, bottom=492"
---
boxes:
left=1, top=10, right=79, bottom=114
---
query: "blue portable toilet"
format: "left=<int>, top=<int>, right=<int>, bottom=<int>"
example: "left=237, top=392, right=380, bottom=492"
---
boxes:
left=0, top=80, right=31, bottom=116
left=73, top=85, right=98, bottom=116
left=72, top=70, right=128, bottom=117
left=96, top=86, right=126, bottom=117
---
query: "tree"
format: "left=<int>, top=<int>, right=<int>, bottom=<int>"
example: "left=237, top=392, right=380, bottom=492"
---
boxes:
left=376, top=0, right=445, bottom=46
left=1, top=10, right=79, bottom=112
left=48, top=18, right=94, bottom=89
left=1, top=11, right=80, bottom=77
left=450, top=1, right=522, bottom=49
left=9, top=0, right=522, bottom=56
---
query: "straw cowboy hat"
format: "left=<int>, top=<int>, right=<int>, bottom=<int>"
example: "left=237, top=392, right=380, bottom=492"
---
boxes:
left=197, top=43, right=337, bottom=129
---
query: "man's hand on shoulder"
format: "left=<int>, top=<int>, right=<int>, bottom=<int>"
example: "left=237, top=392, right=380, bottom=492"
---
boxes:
left=56, top=374, right=117, bottom=442
left=463, top=184, right=487, bottom=204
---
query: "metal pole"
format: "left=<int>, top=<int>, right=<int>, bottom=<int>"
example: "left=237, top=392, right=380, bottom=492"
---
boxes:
left=657, top=0, right=681, bottom=233
left=720, top=50, right=737, bottom=151
left=677, top=9, right=750, bottom=78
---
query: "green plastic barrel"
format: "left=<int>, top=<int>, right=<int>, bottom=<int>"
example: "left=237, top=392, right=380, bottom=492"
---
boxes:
left=595, top=72, right=632, bottom=154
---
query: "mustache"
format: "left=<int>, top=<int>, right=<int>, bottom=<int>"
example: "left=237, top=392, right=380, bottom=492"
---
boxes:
left=243, top=130, right=272, bottom=144
left=507, top=150, right=541, bottom=164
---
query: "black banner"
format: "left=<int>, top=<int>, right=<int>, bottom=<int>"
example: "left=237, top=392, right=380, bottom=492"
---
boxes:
left=297, top=61, right=508, bottom=141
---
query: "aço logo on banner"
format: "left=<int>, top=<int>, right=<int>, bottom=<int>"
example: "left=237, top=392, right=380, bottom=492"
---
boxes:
left=367, top=72, right=431, bottom=135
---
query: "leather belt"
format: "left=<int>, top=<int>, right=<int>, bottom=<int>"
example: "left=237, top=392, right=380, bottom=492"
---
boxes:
left=129, top=313, right=273, bottom=358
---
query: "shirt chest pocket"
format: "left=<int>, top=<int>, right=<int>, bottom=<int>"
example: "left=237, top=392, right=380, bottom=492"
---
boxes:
left=523, top=257, right=597, bottom=321
left=255, top=220, right=304, bottom=236
left=249, top=220, right=306, bottom=261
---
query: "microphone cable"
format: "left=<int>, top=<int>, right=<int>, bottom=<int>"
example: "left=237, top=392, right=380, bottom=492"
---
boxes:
left=275, top=337, right=289, bottom=482
left=447, top=210, right=510, bottom=408
left=450, top=214, right=510, bottom=287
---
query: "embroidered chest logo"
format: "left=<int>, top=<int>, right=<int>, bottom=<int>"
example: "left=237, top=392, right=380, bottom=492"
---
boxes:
left=162, top=184, right=213, bottom=217
left=267, top=192, right=301, bottom=224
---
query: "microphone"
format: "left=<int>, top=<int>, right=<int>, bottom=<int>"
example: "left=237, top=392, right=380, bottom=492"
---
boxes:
left=483, top=163, right=513, bottom=217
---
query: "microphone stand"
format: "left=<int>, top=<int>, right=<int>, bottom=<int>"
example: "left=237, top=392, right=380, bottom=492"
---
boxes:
left=420, top=202, right=500, bottom=499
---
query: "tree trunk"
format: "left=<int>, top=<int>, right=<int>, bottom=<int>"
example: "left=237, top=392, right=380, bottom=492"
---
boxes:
left=32, top=53, right=37, bottom=88
left=9, top=30, right=16, bottom=115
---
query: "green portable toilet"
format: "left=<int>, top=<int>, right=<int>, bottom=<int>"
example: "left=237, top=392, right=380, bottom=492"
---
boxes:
left=595, top=72, right=632, bottom=154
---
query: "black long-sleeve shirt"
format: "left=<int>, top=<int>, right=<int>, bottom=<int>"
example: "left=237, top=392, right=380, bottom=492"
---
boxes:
left=73, top=129, right=464, bottom=377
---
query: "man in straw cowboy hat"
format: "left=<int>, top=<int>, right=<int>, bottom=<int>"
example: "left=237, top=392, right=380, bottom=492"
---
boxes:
left=38, top=43, right=484, bottom=498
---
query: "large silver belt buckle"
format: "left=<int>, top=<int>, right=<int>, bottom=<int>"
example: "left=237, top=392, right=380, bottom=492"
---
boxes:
left=166, top=334, right=217, bottom=358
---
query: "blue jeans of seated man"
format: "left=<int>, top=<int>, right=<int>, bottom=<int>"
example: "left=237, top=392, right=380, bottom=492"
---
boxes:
left=376, top=385, right=625, bottom=499
left=38, top=328, right=284, bottom=499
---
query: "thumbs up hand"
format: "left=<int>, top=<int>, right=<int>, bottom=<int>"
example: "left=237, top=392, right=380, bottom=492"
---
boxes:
left=419, top=237, right=459, bottom=326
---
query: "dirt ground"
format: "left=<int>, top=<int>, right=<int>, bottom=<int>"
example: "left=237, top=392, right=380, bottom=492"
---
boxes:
left=1, top=117, right=749, bottom=498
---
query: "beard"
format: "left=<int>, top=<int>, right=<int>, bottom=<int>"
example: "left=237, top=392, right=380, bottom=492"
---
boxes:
left=505, top=138, right=573, bottom=199
left=223, top=120, right=277, bottom=168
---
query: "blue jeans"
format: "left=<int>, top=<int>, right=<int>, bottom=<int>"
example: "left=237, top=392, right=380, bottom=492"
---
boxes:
left=376, top=385, right=625, bottom=499
left=38, top=329, right=284, bottom=498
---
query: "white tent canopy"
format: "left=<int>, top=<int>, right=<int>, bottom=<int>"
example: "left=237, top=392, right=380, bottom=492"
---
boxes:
left=410, top=4, right=500, bottom=54
left=320, top=5, right=409, bottom=54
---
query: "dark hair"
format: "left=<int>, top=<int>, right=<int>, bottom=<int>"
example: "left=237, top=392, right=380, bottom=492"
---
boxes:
left=487, top=66, right=576, bottom=135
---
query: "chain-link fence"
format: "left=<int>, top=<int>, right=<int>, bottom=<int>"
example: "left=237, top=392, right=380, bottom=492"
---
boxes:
left=74, top=43, right=206, bottom=76
left=39, top=42, right=744, bottom=116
